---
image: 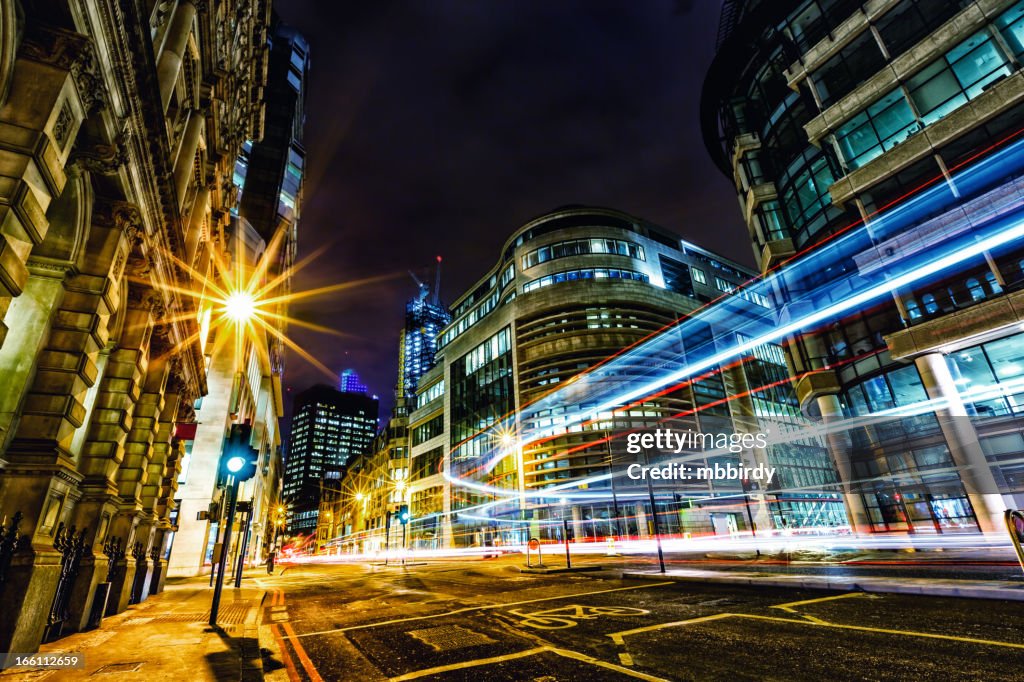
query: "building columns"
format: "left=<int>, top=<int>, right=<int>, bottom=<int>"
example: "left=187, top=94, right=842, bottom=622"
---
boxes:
left=913, top=352, right=1006, bottom=534
left=634, top=503, right=648, bottom=538
left=156, top=0, right=197, bottom=112
left=816, top=394, right=873, bottom=534
left=173, top=110, right=204, bottom=207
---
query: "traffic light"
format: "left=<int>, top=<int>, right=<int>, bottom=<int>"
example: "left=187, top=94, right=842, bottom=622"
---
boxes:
left=220, top=424, right=258, bottom=482
left=398, top=504, right=411, bottom=524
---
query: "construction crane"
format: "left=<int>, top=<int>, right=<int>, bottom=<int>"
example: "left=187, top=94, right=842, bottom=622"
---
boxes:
left=408, top=256, right=442, bottom=305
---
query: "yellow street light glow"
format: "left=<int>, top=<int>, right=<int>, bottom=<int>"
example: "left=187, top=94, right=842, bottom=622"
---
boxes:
left=139, top=223, right=404, bottom=387
left=355, top=492, right=364, bottom=501
left=500, top=432, right=515, bottom=447
left=223, top=290, right=257, bottom=323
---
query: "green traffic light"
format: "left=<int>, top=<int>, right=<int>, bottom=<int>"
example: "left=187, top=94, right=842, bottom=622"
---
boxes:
left=226, top=456, right=246, bottom=473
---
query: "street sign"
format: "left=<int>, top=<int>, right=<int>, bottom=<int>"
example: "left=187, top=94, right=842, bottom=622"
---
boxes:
left=526, top=537, right=543, bottom=569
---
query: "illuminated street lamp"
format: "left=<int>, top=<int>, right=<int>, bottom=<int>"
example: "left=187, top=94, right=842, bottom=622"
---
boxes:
left=223, top=290, right=257, bottom=323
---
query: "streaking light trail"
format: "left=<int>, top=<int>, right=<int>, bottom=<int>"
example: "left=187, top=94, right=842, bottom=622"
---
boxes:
left=444, top=126, right=1024, bottom=504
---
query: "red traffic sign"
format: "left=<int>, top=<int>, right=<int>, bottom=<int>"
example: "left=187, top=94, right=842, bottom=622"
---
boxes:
left=528, top=538, right=540, bottom=551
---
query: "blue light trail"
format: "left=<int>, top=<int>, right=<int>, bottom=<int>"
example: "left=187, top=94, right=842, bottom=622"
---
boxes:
left=444, top=127, right=1024, bottom=501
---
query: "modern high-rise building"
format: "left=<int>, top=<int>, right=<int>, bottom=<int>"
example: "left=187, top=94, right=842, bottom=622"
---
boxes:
left=702, top=0, right=1024, bottom=533
left=238, top=16, right=309, bottom=244
left=284, top=385, right=378, bottom=534
left=339, top=368, right=369, bottom=394
left=398, top=260, right=451, bottom=404
left=335, top=206, right=845, bottom=552
left=237, top=15, right=309, bottom=380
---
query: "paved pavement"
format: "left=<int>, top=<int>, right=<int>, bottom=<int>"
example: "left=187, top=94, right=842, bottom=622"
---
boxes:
left=255, top=557, right=1024, bottom=681
left=0, top=577, right=266, bottom=682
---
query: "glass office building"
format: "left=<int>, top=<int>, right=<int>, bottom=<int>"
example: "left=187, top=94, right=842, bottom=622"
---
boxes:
left=405, top=206, right=845, bottom=549
left=702, top=0, right=1024, bottom=533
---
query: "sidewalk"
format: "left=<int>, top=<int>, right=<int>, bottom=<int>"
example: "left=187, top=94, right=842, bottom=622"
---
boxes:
left=619, top=566, right=1024, bottom=601
left=1, top=577, right=267, bottom=681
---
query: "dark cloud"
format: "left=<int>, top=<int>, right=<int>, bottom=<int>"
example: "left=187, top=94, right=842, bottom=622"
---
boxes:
left=275, top=0, right=741, bottom=418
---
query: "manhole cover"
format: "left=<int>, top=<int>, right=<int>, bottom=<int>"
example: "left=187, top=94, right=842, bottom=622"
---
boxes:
left=92, top=662, right=143, bottom=674
left=407, top=625, right=496, bottom=652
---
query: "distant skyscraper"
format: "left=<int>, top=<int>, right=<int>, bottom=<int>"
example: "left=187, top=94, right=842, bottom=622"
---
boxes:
left=284, top=385, right=378, bottom=533
left=238, top=16, right=309, bottom=242
left=235, top=14, right=309, bottom=379
left=398, top=257, right=451, bottom=403
left=339, top=368, right=368, bottom=394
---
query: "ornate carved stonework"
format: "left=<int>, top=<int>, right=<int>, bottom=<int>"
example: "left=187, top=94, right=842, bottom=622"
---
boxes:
left=69, top=133, right=130, bottom=175
left=20, top=24, right=105, bottom=114
left=150, top=1, right=175, bottom=29
left=19, top=24, right=92, bottom=71
left=52, top=103, right=74, bottom=150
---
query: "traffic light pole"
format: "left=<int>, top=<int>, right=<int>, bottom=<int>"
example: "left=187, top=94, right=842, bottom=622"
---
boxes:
left=401, top=521, right=408, bottom=566
left=210, top=478, right=238, bottom=626
left=234, top=502, right=252, bottom=588
left=383, top=511, right=392, bottom=566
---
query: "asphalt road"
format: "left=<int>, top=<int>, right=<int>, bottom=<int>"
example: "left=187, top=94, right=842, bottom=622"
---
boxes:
left=256, top=558, right=1024, bottom=682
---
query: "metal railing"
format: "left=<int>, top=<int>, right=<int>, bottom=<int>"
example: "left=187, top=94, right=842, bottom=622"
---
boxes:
left=0, top=511, right=27, bottom=587
left=43, top=523, right=88, bottom=642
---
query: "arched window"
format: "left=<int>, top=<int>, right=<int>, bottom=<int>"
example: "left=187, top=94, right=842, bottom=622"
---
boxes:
left=966, top=278, right=984, bottom=301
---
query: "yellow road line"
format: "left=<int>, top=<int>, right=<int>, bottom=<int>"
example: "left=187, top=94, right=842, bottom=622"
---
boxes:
left=732, top=613, right=1024, bottom=649
left=548, top=647, right=669, bottom=681
left=282, top=620, right=325, bottom=682
left=608, top=613, right=734, bottom=645
left=388, top=647, right=548, bottom=681
left=771, top=592, right=869, bottom=613
left=610, top=609, right=1024, bottom=651
left=619, top=652, right=635, bottom=666
left=389, top=646, right=670, bottom=682
left=799, top=614, right=829, bottom=624
left=288, top=581, right=674, bottom=639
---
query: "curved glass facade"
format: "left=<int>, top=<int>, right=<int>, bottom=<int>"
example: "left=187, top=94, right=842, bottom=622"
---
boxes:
left=704, top=0, right=1024, bottom=531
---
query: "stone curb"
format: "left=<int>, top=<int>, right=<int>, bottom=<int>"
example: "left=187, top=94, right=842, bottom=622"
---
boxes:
left=619, top=570, right=1024, bottom=601
left=519, top=565, right=604, bottom=574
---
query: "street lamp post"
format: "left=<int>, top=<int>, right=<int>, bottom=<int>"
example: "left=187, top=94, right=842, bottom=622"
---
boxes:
left=606, top=434, right=623, bottom=540
left=644, top=450, right=666, bottom=574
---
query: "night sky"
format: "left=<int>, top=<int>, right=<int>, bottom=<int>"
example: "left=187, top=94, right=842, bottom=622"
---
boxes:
left=274, top=0, right=744, bottom=419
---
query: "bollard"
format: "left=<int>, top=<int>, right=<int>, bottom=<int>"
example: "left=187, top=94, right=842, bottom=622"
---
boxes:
left=563, top=519, right=571, bottom=569
left=526, top=537, right=543, bottom=568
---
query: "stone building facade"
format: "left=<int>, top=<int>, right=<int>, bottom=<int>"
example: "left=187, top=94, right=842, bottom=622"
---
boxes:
left=0, top=0, right=271, bottom=653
